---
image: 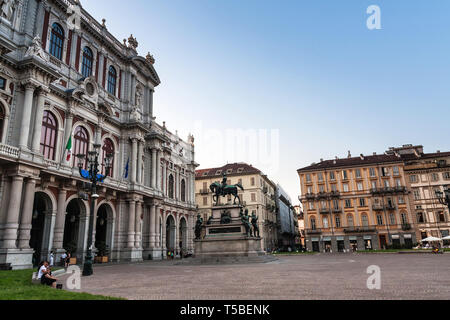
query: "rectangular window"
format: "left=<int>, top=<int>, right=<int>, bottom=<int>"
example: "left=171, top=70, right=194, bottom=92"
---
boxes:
left=342, top=170, right=348, bottom=180
left=343, top=184, right=349, bottom=192
left=307, top=186, right=313, bottom=194
left=398, top=196, right=405, bottom=204
left=0, top=77, right=5, bottom=90
left=331, top=184, right=337, bottom=192
left=381, top=167, right=390, bottom=177
left=319, top=185, right=325, bottom=193
left=335, top=216, right=341, bottom=228
left=395, top=179, right=401, bottom=187
left=414, top=190, right=421, bottom=200
left=323, top=217, right=329, bottom=229
left=308, top=202, right=314, bottom=210
left=384, top=180, right=390, bottom=188
left=357, top=182, right=363, bottom=191
left=369, top=168, right=376, bottom=177
left=305, top=174, right=311, bottom=183
left=330, top=172, right=335, bottom=181
left=431, top=173, right=439, bottom=182
left=410, top=175, right=418, bottom=183
left=371, top=181, right=377, bottom=189
left=393, top=166, right=400, bottom=176
left=251, top=193, right=256, bottom=202
left=359, top=198, right=366, bottom=207
left=444, top=172, right=450, bottom=180
left=251, top=177, right=255, bottom=186
left=345, top=199, right=352, bottom=208
left=377, top=215, right=383, bottom=226
left=317, top=172, right=324, bottom=182
left=333, top=199, right=339, bottom=209
left=355, top=169, right=362, bottom=179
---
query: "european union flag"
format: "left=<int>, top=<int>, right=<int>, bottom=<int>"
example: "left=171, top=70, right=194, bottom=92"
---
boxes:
left=124, top=157, right=129, bottom=179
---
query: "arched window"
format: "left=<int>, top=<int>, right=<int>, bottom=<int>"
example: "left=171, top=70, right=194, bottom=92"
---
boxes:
left=389, top=213, right=396, bottom=225
left=81, top=47, right=93, bottom=78
left=180, top=179, right=186, bottom=202
left=168, top=174, right=174, bottom=199
left=361, top=214, right=369, bottom=227
left=102, top=138, right=114, bottom=177
left=310, top=217, right=316, bottom=230
left=107, top=66, right=117, bottom=95
left=39, top=110, right=58, bottom=160
left=73, top=126, right=89, bottom=168
left=401, top=213, right=408, bottom=225
left=0, top=103, right=4, bottom=142
left=347, top=214, right=354, bottom=227
left=49, top=23, right=65, bottom=60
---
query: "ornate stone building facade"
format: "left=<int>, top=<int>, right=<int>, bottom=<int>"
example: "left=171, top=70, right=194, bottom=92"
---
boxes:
left=0, top=0, right=197, bottom=269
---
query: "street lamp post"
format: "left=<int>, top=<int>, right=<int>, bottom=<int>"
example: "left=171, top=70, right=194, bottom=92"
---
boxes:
left=435, top=188, right=450, bottom=211
left=76, top=144, right=113, bottom=276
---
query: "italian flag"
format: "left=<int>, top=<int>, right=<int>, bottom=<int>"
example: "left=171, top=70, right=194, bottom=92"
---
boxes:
left=65, top=136, right=72, bottom=161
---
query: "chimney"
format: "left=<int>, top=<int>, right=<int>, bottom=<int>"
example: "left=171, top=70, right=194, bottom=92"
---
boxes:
left=437, top=150, right=441, bottom=153
left=360, top=154, right=364, bottom=160
left=320, top=158, right=324, bottom=162
left=373, top=152, right=377, bottom=156
left=348, top=151, right=352, bottom=158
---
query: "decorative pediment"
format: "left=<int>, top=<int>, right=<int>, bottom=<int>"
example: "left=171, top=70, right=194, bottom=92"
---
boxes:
left=131, top=56, right=160, bottom=86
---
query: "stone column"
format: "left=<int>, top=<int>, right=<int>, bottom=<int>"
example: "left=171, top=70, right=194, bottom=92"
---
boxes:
left=3, top=176, right=24, bottom=248
left=31, top=89, right=48, bottom=153
left=175, top=214, right=180, bottom=255
left=130, top=138, right=137, bottom=184
left=155, top=207, right=161, bottom=248
left=151, top=148, right=157, bottom=189
left=19, top=83, right=36, bottom=149
left=135, top=201, right=142, bottom=248
left=127, top=200, right=136, bottom=248
left=161, top=210, right=167, bottom=257
left=162, top=161, right=167, bottom=196
left=156, top=149, right=162, bottom=191
left=137, top=140, right=143, bottom=185
left=149, top=204, right=156, bottom=248
left=18, top=178, right=37, bottom=248
left=52, top=189, right=67, bottom=250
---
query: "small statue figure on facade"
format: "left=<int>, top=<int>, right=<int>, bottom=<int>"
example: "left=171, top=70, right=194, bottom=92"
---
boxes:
left=195, top=214, right=203, bottom=240
left=207, top=216, right=213, bottom=225
left=240, top=208, right=253, bottom=237
left=251, top=213, right=260, bottom=238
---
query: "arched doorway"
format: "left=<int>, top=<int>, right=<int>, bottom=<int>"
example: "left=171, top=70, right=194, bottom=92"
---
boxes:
left=179, top=217, right=187, bottom=254
left=166, top=215, right=175, bottom=252
left=95, top=203, right=114, bottom=258
left=30, top=193, right=49, bottom=266
left=63, top=199, right=83, bottom=257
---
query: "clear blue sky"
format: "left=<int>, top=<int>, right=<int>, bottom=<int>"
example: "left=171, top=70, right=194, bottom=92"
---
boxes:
left=83, top=0, right=450, bottom=204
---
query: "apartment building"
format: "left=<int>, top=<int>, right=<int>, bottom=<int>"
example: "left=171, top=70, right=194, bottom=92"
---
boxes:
left=298, top=152, right=417, bottom=253
left=395, top=145, right=450, bottom=240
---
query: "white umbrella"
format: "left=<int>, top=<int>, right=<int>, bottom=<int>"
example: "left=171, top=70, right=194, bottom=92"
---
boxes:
left=421, top=236, right=442, bottom=242
left=442, top=236, right=450, bottom=241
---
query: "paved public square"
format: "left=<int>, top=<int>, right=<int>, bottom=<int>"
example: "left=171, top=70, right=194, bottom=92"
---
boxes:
left=65, top=254, right=450, bottom=300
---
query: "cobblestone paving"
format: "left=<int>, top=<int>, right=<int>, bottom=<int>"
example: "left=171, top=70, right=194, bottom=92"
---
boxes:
left=65, top=254, right=450, bottom=300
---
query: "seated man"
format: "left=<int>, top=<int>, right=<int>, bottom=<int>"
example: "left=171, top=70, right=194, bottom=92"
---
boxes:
left=37, top=261, right=58, bottom=288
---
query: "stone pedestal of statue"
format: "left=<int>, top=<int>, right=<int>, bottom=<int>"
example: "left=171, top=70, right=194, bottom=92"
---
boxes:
left=191, top=204, right=275, bottom=264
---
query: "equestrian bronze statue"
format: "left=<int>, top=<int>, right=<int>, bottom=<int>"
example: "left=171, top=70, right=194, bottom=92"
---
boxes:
left=209, top=173, right=244, bottom=205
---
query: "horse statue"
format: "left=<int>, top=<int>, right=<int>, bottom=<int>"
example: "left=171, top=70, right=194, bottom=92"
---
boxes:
left=210, top=181, right=244, bottom=205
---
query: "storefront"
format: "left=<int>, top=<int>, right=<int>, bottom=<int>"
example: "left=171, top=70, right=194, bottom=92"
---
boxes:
left=336, top=236, right=345, bottom=252
left=349, top=236, right=358, bottom=252
left=364, top=235, right=373, bottom=250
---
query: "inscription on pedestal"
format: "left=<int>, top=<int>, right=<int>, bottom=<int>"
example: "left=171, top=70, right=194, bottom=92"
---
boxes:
left=209, top=227, right=242, bottom=235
